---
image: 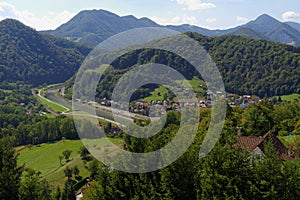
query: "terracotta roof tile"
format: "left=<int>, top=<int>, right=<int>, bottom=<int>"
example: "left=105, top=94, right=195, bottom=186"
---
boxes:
left=232, top=131, right=296, bottom=161
left=232, top=136, right=264, bottom=152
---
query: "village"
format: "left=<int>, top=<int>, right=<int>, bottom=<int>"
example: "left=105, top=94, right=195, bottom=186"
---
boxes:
left=93, top=85, right=263, bottom=117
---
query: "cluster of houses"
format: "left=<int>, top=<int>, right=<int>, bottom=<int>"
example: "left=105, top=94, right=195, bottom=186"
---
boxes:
left=82, top=82, right=264, bottom=115
left=120, top=93, right=262, bottom=115
left=226, top=93, right=261, bottom=108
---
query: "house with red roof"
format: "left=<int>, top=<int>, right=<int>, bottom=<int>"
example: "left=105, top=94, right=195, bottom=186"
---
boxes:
left=232, top=131, right=297, bottom=161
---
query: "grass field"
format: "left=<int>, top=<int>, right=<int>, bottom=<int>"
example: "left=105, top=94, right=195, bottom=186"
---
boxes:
left=44, top=113, right=56, bottom=118
left=176, top=77, right=205, bottom=96
left=0, top=89, right=12, bottom=93
left=17, top=138, right=123, bottom=188
left=278, top=135, right=300, bottom=147
left=38, top=89, right=70, bottom=113
left=277, top=94, right=300, bottom=102
left=143, top=86, right=169, bottom=102
left=142, top=77, right=205, bottom=102
left=38, top=95, right=68, bottom=113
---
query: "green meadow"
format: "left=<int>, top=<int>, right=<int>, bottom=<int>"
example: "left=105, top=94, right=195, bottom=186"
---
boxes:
left=17, top=138, right=123, bottom=188
left=277, top=94, right=300, bottom=102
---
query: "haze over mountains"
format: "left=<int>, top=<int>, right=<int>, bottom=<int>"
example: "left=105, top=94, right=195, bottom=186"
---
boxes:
left=44, top=9, right=300, bottom=47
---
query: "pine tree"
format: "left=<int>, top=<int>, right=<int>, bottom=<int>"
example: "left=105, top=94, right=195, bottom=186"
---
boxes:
left=62, top=180, right=75, bottom=200
left=0, top=137, right=23, bottom=200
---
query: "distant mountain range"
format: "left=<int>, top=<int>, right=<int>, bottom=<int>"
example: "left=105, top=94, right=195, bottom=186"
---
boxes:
left=0, top=19, right=91, bottom=86
left=286, top=21, right=300, bottom=32
left=44, top=10, right=300, bottom=46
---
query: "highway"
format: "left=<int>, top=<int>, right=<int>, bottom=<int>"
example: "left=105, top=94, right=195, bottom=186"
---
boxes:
left=42, top=86, right=152, bottom=126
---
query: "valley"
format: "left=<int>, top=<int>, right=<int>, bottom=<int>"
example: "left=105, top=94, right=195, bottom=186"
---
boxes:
left=0, top=5, right=300, bottom=200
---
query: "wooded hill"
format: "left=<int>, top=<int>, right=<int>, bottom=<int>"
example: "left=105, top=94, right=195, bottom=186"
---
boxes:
left=0, top=19, right=91, bottom=86
left=65, top=32, right=300, bottom=99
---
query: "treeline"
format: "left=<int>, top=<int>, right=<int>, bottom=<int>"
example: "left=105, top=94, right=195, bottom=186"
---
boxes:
left=81, top=100, right=300, bottom=200
left=65, top=32, right=300, bottom=100
left=83, top=145, right=300, bottom=200
left=191, top=33, right=300, bottom=97
left=0, top=84, right=81, bottom=146
left=240, top=99, right=300, bottom=136
left=11, top=117, right=79, bottom=146
left=1, top=82, right=300, bottom=199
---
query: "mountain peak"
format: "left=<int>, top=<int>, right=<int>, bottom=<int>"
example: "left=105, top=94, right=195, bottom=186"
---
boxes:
left=254, top=14, right=280, bottom=24
left=44, top=9, right=300, bottom=46
left=122, top=15, right=138, bottom=20
left=76, top=9, right=120, bottom=18
left=0, top=18, right=37, bottom=36
left=0, top=18, right=26, bottom=27
left=243, top=14, right=282, bottom=36
left=45, top=9, right=160, bottom=46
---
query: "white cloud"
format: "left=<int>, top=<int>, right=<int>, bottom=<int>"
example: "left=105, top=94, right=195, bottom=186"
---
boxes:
left=282, top=11, right=300, bottom=23
left=206, top=18, right=216, bottom=23
left=175, top=0, right=216, bottom=11
left=0, top=2, right=76, bottom=30
left=150, top=14, right=197, bottom=25
left=236, top=16, right=248, bottom=22
left=171, top=14, right=197, bottom=24
left=0, top=2, right=19, bottom=18
left=149, top=16, right=169, bottom=25
left=24, top=10, right=76, bottom=30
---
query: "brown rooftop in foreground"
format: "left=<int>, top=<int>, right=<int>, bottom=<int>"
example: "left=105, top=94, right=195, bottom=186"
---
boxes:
left=232, top=131, right=297, bottom=161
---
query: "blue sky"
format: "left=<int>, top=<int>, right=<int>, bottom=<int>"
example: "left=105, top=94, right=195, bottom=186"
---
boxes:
left=0, top=0, right=299, bottom=30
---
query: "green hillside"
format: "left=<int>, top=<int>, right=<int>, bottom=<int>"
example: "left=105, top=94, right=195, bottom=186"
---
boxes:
left=17, top=139, right=123, bottom=187
left=0, top=19, right=91, bottom=86
left=65, top=33, right=300, bottom=100
left=276, top=94, right=300, bottom=102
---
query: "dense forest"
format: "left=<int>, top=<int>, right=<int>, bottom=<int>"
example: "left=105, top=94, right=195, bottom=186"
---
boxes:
left=0, top=83, right=82, bottom=146
left=0, top=19, right=91, bottom=86
left=0, top=79, right=300, bottom=200
left=81, top=100, right=300, bottom=200
left=65, top=32, right=300, bottom=100
left=192, top=33, right=300, bottom=97
left=1, top=98, right=300, bottom=199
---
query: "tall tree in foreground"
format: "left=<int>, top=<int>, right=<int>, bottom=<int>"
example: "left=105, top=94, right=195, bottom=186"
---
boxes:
left=0, top=137, right=23, bottom=200
left=198, top=145, right=253, bottom=199
left=18, top=169, right=51, bottom=200
left=62, top=180, right=76, bottom=200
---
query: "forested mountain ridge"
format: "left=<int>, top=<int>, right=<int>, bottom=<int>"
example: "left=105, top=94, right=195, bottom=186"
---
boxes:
left=65, top=32, right=300, bottom=99
left=44, top=9, right=160, bottom=46
left=231, top=28, right=270, bottom=41
left=191, top=33, right=300, bottom=96
left=44, top=9, right=300, bottom=46
left=0, top=19, right=91, bottom=86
